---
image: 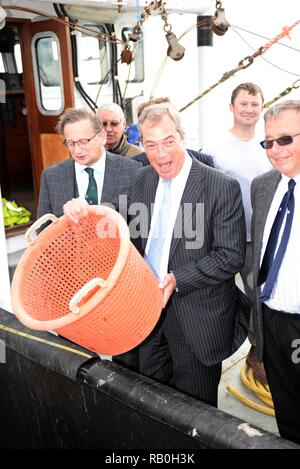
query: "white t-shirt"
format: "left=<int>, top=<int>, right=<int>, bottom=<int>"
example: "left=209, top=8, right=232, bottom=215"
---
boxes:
left=203, top=131, right=272, bottom=240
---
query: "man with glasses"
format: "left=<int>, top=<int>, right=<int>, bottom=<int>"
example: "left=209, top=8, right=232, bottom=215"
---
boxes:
left=97, top=103, right=141, bottom=158
left=252, top=100, right=300, bottom=444
left=37, top=108, right=141, bottom=222
left=202, top=82, right=272, bottom=384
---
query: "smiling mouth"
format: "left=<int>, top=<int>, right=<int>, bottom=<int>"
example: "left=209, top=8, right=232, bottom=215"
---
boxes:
left=274, top=156, right=289, bottom=161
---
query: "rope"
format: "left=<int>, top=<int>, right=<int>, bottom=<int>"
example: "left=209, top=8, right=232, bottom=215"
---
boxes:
left=179, top=19, right=300, bottom=113
left=264, top=79, right=300, bottom=108
left=2, top=5, right=125, bottom=45
left=0, top=324, right=93, bottom=359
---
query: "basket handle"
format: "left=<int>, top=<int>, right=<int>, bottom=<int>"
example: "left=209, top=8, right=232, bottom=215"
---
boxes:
left=69, top=277, right=107, bottom=314
left=25, top=213, right=58, bottom=244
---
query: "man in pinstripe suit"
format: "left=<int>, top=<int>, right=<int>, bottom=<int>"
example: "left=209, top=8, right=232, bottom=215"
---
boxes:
left=37, top=108, right=141, bottom=223
left=127, top=104, right=250, bottom=406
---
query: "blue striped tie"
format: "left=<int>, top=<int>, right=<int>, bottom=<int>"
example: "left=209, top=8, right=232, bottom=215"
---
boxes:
left=259, top=178, right=296, bottom=302
left=145, top=179, right=171, bottom=279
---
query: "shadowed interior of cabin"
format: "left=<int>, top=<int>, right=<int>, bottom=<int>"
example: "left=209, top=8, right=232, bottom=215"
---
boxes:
left=0, top=25, right=37, bottom=236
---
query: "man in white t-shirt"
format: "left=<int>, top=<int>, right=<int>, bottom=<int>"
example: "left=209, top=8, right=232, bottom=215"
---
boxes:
left=202, top=83, right=272, bottom=382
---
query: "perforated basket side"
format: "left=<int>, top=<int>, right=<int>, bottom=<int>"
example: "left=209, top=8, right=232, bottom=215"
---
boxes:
left=12, top=206, right=130, bottom=331
left=57, top=244, right=163, bottom=355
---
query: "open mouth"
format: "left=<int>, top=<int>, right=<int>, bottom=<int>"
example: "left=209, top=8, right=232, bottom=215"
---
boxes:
left=159, top=161, right=172, bottom=172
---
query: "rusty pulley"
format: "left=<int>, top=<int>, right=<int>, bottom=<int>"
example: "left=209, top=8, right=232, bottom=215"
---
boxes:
left=166, top=31, right=185, bottom=61
left=212, top=1, right=230, bottom=36
left=120, top=45, right=133, bottom=64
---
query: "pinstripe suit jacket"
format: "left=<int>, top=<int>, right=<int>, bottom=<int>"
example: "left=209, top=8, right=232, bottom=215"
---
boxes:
left=130, top=158, right=251, bottom=366
left=37, top=152, right=142, bottom=219
left=251, top=169, right=282, bottom=362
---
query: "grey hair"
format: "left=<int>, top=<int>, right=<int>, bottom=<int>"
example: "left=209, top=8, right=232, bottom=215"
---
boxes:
left=264, top=100, right=300, bottom=122
left=138, top=103, right=185, bottom=139
left=97, top=103, right=125, bottom=120
left=55, top=108, right=103, bottom=134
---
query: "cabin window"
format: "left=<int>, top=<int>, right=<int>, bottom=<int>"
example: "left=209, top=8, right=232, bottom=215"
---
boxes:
left=77, top=24, right=109, bottom=85
left=121, top=27, right=144, bottom=83
left=32, top=32, right=64, bottom=114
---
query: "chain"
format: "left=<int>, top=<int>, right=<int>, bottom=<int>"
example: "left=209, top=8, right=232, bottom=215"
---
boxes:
left=264, top=79, right=300, bottom=108
left=129, top=1, right=163, bottom=39
left=180, top=20, right=300, bottom=112
left=179, top=56, right=254, bottom=113
left=160, top=3, right=172, bottom=33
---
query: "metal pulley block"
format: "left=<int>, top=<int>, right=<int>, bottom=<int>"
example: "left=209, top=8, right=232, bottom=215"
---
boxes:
left=166, top=32, right=185, bottom=61
left=121, top=45, right=133, bottom=64
left=212, top=5, right=230, bottom=36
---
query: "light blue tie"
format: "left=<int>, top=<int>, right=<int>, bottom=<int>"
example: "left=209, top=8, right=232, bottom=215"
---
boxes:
left=145, top=179, right=171, bottom=279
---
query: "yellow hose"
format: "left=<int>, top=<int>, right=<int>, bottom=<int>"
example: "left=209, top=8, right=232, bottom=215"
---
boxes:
left=247, top=367, right=274, bottom=408
left=226, top=362, right=275, bottom=416
left=226, top=384, right=275, bottom=416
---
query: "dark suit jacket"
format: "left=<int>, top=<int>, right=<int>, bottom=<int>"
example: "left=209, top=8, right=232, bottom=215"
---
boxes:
left=251, top=169, right=281, bottom=362
left=132, top=149, right=215, bottom=168
left=37, top=152, right=142, bottom=219
left=129, top=158, right=250, bottom=366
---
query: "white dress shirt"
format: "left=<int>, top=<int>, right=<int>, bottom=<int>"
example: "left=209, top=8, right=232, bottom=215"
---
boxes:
left=145, top=152, right=192, bottom=281
left=203, top=131, right=272, bottom=241
left=75, top=151, right=106, bottom=204
left=260, top=173, right=300, bottom=313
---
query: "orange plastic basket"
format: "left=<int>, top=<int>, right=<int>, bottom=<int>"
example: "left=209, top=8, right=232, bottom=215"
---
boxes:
left=12, top=206, right=163, bottom=355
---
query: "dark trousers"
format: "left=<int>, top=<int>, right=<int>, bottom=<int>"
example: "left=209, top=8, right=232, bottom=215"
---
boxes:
left=263, top=304, right=300, bottom=444
left=138, top=308, right=222, bottom=407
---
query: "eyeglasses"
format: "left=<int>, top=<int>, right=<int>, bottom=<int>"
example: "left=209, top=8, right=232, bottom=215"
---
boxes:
left=63, top=132, right=99, bottom=150
left=102, top=120, right=122, bottom=128
left=260, top=131, right=300, bottom=150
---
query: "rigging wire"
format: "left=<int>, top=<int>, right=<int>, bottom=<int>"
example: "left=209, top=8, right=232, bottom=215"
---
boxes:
left=231, top=25, right=300, bottom=78
left=2, top=5, right=126, bottom=45
left=231, top=24, right=300, bottom=54
left=151, top=17, right=300, bottom=101
left=179, top=19, right=300, bottom=112
left=120, top=0, right=142, bottom=102
left=150, top=18, right=212, bottom=99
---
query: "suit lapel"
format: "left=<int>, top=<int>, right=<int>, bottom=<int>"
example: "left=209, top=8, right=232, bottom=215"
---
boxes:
left=169, top=160, right=205, bottom=260
left=101, top=152, right=119, bottom=203
left=60, top=159, right=77, bottom=203
left=141, top=168, right=159, bottom=252
left=253, top=171, right=281, bottom=276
